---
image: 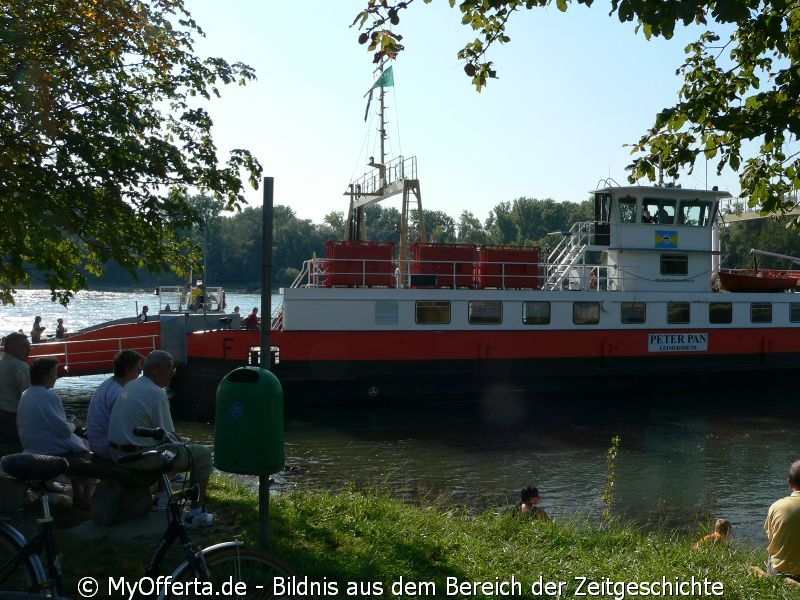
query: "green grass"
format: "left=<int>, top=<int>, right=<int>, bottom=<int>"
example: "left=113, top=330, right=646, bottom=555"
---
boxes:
left=46, top=476, right=800, bottom=599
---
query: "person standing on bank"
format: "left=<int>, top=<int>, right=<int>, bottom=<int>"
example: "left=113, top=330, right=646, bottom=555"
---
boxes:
left=0, top=332, right=31, bottom=448
left=765, top=460, right=800, bottom=581
left=108, top=350, right=214, bottom=527
left=86, top=349, right=143, bottom=459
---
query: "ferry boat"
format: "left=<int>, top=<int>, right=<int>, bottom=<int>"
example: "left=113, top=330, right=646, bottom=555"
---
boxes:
left=153, top=181, right=800, bottom=418
left=26, top=65, right=800, bottom=419
left=26, top=185, right=800, bottom=420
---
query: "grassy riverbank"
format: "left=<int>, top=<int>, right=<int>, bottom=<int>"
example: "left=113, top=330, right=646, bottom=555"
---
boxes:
left=52, top=477, right=798, bottom=599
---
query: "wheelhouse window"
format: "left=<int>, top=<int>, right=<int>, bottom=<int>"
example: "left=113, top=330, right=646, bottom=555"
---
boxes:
left=661, top=254, right=688, bottom=276
left=709, top=302, right=732, bottom=324
left=523, top=301, right=550, bottom=325
left=415, top=301, right=450, bottom=324
left=667, top=302, right=690, bottom=324
left=573, top=302, right=600, bottom=325
left=678, top=199, right=714, bottom=227
left=618, top=196, right=637, bottom=223
left=621, top=302, right=646, bottom=324
left=643, top=198, right=676, bottom=224
left=468, top=301, right=502, bottom=325
left=751, top=303, right=772, bottom=323
left=595, top=193, right=611, bottom=222
left=791, top=303, right=800, bottom=323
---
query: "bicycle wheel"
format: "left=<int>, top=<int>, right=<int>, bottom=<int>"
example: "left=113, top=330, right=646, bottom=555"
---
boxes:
left=164, top=545, right=296, bottom=599
left=0, top=526, right=45, bottom=595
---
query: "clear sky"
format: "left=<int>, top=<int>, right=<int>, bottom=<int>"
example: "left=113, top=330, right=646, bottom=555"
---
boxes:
left=184, top=0, right=743, bottom=225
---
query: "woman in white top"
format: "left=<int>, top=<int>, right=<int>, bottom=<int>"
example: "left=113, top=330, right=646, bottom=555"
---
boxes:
left=17, top=357, right=94, bottom=509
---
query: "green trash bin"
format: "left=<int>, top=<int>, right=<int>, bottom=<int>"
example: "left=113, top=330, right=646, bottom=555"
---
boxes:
left=214, top=367, right=284, bottom=475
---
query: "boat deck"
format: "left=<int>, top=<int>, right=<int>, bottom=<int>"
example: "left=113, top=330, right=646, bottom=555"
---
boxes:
left=29, top=321, right=160, bottom=376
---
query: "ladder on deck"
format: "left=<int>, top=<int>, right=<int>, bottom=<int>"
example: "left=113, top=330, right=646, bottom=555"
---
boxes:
left=544, top=221, right=593, bottom=290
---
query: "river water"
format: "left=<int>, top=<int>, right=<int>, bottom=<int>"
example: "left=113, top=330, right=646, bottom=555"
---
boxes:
left=2, top=289, right=799, bottom=548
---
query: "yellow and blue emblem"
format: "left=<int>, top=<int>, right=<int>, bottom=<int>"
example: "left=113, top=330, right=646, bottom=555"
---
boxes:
left=655, top=230, right=678, bottom=249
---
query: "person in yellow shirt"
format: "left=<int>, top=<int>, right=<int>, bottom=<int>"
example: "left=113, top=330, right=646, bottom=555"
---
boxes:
left=766, top=460, right=800, bottom=581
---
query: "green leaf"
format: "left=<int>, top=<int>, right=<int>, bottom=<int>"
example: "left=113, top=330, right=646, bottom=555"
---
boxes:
left=0, top=0, right=261, bottom=304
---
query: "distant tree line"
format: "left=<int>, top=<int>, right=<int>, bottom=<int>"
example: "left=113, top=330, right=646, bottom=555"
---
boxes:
left=88, top=195, right=800, bottom=290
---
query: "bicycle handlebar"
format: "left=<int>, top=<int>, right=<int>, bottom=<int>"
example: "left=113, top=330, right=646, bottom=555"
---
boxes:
left=132, top=426, right=180, bottom=444
left=116, top=447, right=179, bottom=470
left=133, top=426, right=165, bottom=441
left=116, top=449, right=158, bottom=464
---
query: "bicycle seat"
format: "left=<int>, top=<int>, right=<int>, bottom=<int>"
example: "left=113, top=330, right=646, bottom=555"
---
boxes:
left=0, top=454, right=69, bottom=482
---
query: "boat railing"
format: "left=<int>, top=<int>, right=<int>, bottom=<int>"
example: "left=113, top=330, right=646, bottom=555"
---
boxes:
left=348, top=155, right=417, bottom=197
left=294, top=253, right=618, bottom=291
left=32, top=334, right=158, bottom=376
left=271, top=307, right=284, bottom=331
left=158, top=285, right=226, bottom=313
left=292, top=260, right=313, bottom=288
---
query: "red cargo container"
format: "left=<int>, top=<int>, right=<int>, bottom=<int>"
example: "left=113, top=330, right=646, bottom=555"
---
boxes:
left=411, top=243, right=476, bottom=288
left=476, top=245, right=542, bottom=289
left=324, top=241, right=395, bottom=287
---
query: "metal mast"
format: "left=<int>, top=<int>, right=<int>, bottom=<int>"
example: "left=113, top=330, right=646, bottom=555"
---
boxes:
left=344, top=63, right=426, bottom=284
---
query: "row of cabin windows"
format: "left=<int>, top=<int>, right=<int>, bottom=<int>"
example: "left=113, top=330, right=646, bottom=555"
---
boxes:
left=617, top=196, right=715, bottom=227
left=415, top=300, right=800, bottom=325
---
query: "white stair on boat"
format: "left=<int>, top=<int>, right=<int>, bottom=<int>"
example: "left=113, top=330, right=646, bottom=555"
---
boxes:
left=545, top=222, right=592, bottom=290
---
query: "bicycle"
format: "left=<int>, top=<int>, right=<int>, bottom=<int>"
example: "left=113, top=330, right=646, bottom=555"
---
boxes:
left=0, top=427, right=296, bottom=599
left=0, top=453, right=69, bottom=599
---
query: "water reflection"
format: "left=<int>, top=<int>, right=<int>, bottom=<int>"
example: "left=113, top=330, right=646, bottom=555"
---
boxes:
left=12, top=289, right=800, bottom=547
left=51, top=367, right=800, bottom=549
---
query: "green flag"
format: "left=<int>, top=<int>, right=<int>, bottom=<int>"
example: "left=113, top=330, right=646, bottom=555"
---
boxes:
left=364, top=66, right=394, bottom=97
left=364, top=67, right=395, bottom=121
left=372, top=66, right=394, bottom=89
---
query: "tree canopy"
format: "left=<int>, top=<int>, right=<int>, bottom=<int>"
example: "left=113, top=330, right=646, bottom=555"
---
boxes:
left=355, top=0, right=800, bottom=216
left=0, top=0, right=261, bottom=305
left=43, top=193, right=790, bottom=289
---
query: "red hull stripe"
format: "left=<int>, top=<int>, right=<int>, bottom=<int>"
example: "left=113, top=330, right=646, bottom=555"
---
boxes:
left=186, top=329, right=800, bottom=362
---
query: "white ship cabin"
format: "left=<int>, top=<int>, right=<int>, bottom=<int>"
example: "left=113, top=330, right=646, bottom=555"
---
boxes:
left=587, top=185, right=730, bottom=293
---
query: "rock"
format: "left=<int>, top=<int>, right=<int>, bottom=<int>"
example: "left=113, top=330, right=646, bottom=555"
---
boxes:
left=90, top=480, right=152, bottom=527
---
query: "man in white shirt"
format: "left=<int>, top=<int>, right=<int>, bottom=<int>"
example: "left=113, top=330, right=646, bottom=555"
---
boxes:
left=86, top=349, right=143, bottom=458
left=0, top=332, right=31, bottom=448
left=108, top=350, right=214, bottom=528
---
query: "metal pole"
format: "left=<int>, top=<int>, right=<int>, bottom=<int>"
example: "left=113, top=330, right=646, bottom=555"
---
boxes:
left=259, top=176, right=274, bottom=548
left=261, top=176, right=273, bottom=368
left=258, top=474, right=270, bottom=549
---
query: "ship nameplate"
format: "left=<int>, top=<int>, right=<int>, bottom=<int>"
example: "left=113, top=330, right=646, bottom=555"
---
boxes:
left=648, top=333, right=708, bottom=352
